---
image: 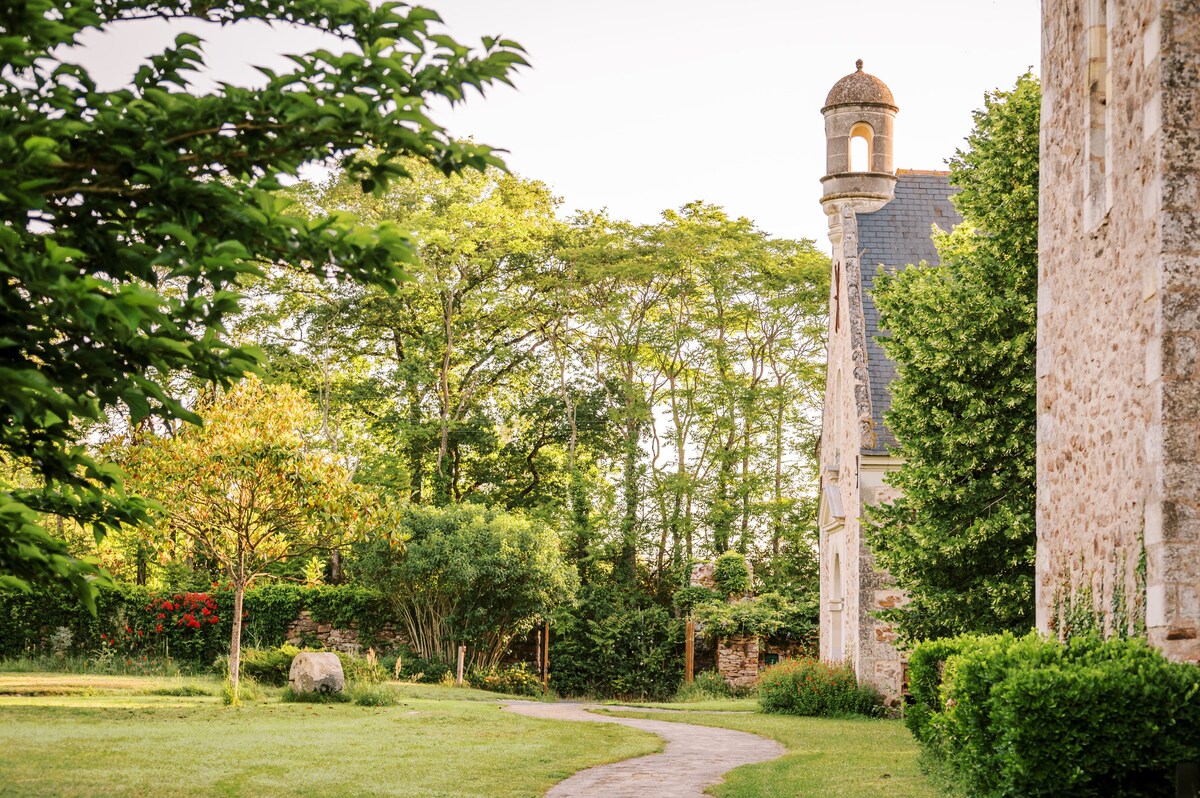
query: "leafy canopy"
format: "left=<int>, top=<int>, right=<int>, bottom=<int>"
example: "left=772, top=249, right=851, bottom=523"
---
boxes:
left=868, top=73, right=1040, bottom=643
left=0, top=0, right=525, bottom=605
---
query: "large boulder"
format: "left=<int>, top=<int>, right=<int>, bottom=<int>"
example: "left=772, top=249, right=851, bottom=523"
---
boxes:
left=288, top=652, right=345, bottom=694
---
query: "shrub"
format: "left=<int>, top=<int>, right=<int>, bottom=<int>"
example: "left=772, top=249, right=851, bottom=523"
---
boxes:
left=467, top=663, right=544, bottom=697
left=550, top=586, right=684, bottom=700
left=384, top=650, right=451, bottom=684
left=919, top=632, right=1200, bottom=798
left=693, top=592, right=790, bottom=640
left=712, top=552, right=751, bottom=596
left=675, top=670, right=730, bottom=702
left=904, top=635, right=974, bottom=746
left=222, top=676, right=264, bottom=705
left=280, top=686, right=350, bottom=704
left=234, top=645, right=302, bottom=687
left=759, top=658, right=884, bottom=717
left=350, top=683, right=403, bottom=707
left=335, top=651, right=387, bottom=685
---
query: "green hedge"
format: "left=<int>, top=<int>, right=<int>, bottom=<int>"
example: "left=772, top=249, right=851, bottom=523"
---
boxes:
left=909, top=632, right=1200, bottom=798
left=759, top=657, right=884, bottom=717
left=0, top=583, right=395, bottom=665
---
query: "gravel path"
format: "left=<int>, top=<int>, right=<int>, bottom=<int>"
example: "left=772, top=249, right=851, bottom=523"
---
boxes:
left=504, top=702, right=785, bottom=798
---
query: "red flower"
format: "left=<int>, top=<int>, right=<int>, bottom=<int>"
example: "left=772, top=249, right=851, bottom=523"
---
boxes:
left=208, top=616, right=219, bottom=624
left=137, top=629, right=144, bottom=637
left=125, top=659, right=131, bottom=665
left=162, top=602, right=174, bottom=611
left=125, top=626, right=132, bottom=633
left=100, top=633, right=107, bottom=640
left=155, top=624, right=163, bottom=634
left=157, top=613, right=165, bottom=620
left=212, top=582, right=219, bottom=589
left=201, top=607, right=210, bottom=616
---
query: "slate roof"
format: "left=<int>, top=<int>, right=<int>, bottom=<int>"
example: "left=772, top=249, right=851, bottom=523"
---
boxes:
left=856, top=170, right=961, bottom=454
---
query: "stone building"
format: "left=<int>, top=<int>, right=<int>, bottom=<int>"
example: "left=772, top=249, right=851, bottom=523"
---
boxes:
left=815, top=62, right=961, bottom=698
left=1036, top=1, right=1200, bottom=660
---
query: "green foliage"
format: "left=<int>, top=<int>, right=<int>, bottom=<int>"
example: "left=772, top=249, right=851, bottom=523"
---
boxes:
left=912, top=632, right=1200, bottom=798
left=0, top=583, right=391, bottom=665
left=758, top=658, right=884, bottom=718
left=223, top=676, right=264, bottom=705
left=712, top=552, right=751, bottom=596
left=383, top=649, right=452, bottom=684
left=693, top=593, right=791, bottom=640
left=235, top=645, right=301, bottom=687
left=551, top=585, right=684, bottom=700
left=0, top=0, right=526, bottom=606
left=467, top=663, right=544, bottom=697
left=868, top=74, right=1041, bottom=643
left=903, top=636, right=973, bottom=747
left=147, top=684, right=214, bottom=697
left=675, top=670, right=732, bottom=702
left=351, top=503, right=576, bottom=670
left=350, top=683, right=404, bottom=707
left=280, top=686, right=350, bottom=704
left=671, top=586, right=722, bottom=614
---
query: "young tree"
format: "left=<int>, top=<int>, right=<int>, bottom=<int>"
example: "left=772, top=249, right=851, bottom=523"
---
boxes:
left=868, top=74, right=1040, bottom=642
left=121, top=378, right=380, bottom=700
left=350, top=503, right=577, bottom=670
left=0, top=0, right=525, bottom=604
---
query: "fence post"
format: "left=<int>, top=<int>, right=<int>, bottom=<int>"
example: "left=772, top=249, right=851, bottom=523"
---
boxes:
left=456, top=645, right=465, bottom=687
left=542, top=620, right=550, bottom=694
left=685, top=617, right=695, bottom=685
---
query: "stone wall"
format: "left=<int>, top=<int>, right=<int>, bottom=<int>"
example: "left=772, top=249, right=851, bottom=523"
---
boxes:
left=1037, top=0, right=1200, bottom=660
left=716, top=634, right=760, bottom=689
left=817, top=206, right=906, bottom=701
left=284, top=611, right=406, bottom=655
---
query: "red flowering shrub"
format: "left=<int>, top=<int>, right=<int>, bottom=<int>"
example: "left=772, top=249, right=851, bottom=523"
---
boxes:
left=116, top=591, right=232, bottom=663
left=759, top=657, right=884, bottom=717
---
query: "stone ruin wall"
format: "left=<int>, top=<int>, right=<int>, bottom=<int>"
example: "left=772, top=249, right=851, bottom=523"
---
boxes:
left=716, top=635, right=760, bottom=689
left=285, top=610, right=406, bottom=655
left=1037, top=0, right=1200, bottom=660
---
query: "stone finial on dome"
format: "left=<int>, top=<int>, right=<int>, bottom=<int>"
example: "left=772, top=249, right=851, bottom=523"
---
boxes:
left=823, top=60, right=897, bottom=111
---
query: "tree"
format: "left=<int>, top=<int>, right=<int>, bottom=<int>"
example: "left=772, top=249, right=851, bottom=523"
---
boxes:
left=0, top=0, right=525, bottom=605
left=350, top=503, right=577, bottom=671
left=867, top=74, right=1040, bottom=642
left=121, top=378, right=378, bottom=700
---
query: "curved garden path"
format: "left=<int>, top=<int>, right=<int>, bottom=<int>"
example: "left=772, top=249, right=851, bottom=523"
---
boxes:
left=504, top=702, right=785, bottom=798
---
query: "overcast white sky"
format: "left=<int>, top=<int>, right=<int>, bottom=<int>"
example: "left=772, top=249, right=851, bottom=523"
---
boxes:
left=74, top=1, right=1041, bottom=246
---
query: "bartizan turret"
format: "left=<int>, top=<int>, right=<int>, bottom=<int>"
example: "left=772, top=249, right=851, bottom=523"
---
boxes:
left=819, top=59, right=898, bottom=243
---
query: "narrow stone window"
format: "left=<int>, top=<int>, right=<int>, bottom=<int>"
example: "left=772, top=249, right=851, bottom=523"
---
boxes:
left=849, top=122, right=873, bottom=173
left=1084, top=0, right=1113, bottom=229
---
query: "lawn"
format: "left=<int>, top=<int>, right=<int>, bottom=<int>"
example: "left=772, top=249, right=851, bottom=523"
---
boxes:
left=598, top=707, right=956, bottom=798
left=0, top=673, right=660, bottom=798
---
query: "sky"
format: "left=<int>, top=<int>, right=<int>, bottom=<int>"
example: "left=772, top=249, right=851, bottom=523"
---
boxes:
left=72, top=1, right=1041, bottom=247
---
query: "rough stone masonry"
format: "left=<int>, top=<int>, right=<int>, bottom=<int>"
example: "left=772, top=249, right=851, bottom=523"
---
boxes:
left=1037, top=0, right=1200, bottom=661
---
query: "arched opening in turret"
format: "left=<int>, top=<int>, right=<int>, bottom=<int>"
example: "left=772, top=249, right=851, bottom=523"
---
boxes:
left=849, top=122, right=873, bottom=173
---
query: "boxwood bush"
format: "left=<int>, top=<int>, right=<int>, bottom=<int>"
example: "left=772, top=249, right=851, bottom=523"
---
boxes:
left=910, top=632, right=1200, bottom=798
left=759, top=657, right=884, bottom=717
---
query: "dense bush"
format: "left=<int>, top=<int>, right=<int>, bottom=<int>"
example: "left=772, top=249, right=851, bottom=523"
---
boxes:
left=675, top=670, right=732, bottom=702
left=381, top=649, right=452, bottom=684
left=911, top=632, right=1200, bottom=798
left=0, top=583, right=395, bottom=664
left=712, top=552, right=751, bottom=596
left=904, top=635, right=974, bottom=746
left=467, top=663, right=544, bottom=697
left=551, top=586, right=684, bottom=700
left=759, top=658, right=884, bottom=717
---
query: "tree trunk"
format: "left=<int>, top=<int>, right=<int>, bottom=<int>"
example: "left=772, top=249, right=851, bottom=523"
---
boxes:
left=228, top=581, right=245, bottom=702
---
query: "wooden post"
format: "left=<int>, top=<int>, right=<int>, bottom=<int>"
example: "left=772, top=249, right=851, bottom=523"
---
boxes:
left=685, top=617, right=695, bottom=685
left=455, top=645, right=465, bottom=687
left=542, top=620, right=550, bottom=693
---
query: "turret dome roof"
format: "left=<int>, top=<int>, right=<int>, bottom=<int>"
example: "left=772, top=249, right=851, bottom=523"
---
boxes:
left=823, top=60, right=897, bottom=111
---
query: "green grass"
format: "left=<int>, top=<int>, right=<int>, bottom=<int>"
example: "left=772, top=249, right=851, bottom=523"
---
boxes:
left=0, top=672, right=659, bottom=798
left=603, top=697, right=759, bottom=712
left=599, top=708, right=958, bottom=798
